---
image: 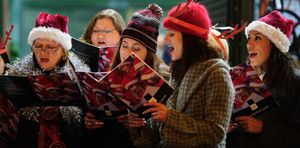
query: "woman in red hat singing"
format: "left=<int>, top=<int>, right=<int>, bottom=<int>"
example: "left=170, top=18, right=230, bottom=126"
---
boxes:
left=226, top=10, right=300, bottom=148
left=118, top=1, right=234, bottom=147
left=6, top=12, right=90, bottom=148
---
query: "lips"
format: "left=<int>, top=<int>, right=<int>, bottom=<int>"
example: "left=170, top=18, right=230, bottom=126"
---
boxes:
left=40, top=58, right=49, bottom=62
left=168, top=45, right=174, bottom=52
left=97, top=41, right=106, bottom=47
left=248, top=53, right=257, bottom=59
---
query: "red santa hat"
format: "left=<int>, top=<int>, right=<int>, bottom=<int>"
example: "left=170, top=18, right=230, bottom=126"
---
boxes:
left=245, top=10, right=294, bottom=53
left=28, top=12, right=72, bottom=50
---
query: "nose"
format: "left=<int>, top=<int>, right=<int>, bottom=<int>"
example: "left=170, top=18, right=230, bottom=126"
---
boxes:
left=123, top=49, right=132, bottom=59
left=37, top=49, right=49, bottom=55
left=164, top=36, right=170, bottom=44
left=246, top=40, right=254, bottom=50
left=97, top=33, right=105, bottom=39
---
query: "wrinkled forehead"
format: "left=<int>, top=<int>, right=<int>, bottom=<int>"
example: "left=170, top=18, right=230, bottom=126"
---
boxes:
left=33, top=38, right=60, bottom=46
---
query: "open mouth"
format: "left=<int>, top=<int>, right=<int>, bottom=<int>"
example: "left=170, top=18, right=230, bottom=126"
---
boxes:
left=248, top=52, right=258, bottom=59
left=168, top=45, right=174, bottom=52
left=97, top=41, right=106, bottom=46
left=40, top=58, right=49, bottom=62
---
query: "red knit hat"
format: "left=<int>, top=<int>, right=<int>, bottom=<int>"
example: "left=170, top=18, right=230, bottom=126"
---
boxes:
left=163, top=1, right=211, bottom=40
left=245, top=10, right=294, bottom=53
left=121, top=4, right=163, bottom=53
left=28, top=12, right=72, bottom=50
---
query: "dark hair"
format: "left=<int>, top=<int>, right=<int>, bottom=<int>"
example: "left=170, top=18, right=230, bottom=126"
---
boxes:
left=0, top=54, right=10, bottom=63
left=171, top=33, right=223, bottom=84
left=263, top=45, right=298, bottom=95
left=80, top=9, right=126, bottom=44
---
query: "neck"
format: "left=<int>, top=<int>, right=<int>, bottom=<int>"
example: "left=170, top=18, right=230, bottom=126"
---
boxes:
left=253, top=65, right=266, bottom=79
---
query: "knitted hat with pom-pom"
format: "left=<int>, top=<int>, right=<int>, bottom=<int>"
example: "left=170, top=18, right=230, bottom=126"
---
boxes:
left=121, top=4, right=163, bottom=53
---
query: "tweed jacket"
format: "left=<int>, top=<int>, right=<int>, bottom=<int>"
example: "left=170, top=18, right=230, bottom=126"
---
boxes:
left=134, top=58, right=234, bottom=148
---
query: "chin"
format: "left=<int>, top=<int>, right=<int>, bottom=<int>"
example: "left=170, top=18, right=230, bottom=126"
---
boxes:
left=248, top=61, right=255, bottom=66
left=171, top=57, right=181, bottom=61
left=249, top=61, right=260, bottom=67
left=40, top=66, right=52, bottom=71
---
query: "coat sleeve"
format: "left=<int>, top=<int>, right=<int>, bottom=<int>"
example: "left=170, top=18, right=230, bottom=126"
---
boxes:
left=162, top=67, right=234, bottom=146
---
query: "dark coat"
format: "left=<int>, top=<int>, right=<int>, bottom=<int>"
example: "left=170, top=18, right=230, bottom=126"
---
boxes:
left=226, top=71, right=300, bottom=148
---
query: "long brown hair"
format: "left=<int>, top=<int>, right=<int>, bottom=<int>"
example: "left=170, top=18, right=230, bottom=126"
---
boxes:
left=80, top=9, right=126, bottom=44
left=263, top=45, right=298, bottom=94
left=171, top=33, right=223, bottom=84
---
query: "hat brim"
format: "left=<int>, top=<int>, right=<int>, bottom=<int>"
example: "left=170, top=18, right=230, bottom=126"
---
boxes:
left=121, top=28, right=157, bottom=53
left=28, top=26, right=72, bottom=50
left=163, top=16, right=209, bottom=40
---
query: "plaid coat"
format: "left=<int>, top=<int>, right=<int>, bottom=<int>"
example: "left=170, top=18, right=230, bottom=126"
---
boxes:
left=134, top=59, right=234, bottom=148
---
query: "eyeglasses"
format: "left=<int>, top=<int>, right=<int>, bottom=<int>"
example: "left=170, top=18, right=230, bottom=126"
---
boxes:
left=92, top=28, right=117, bottom=35
left=32, top=46, right=60, bottom=54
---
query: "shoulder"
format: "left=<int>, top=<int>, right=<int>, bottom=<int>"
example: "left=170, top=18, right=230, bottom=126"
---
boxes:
left=292, top=69, right=300, bottom=90
left=191, top=58, right=230, bottom=75
left=180, top=59, right=231, bottom=87
left=153, top=55, right=170, bottom=80
left=182, top=59, right=232, bottom=89
left=6, top=53, right=39, bottom=76
left=68, top=51, right=90, bottom=72
left=157, top=63, right=170, bottom=80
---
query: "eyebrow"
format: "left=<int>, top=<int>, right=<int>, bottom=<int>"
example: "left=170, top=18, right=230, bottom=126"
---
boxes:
left=254, top=32, right=262, bottom=36
left=133, top=43, right=141, bottom=46
left=33, top=42, right=57, bottom=47
left=93, top=27, right=114, bottom=30
left=33, top=42, right=42, bottom=45
left=122, top=40, right=142, bottom=46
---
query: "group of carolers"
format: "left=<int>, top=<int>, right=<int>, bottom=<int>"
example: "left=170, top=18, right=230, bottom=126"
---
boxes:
left=1, top=0, right=300, bottom=148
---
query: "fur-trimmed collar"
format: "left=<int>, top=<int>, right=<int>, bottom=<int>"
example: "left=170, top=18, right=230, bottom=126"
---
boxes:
left=6, top=51, right=90, bottom=76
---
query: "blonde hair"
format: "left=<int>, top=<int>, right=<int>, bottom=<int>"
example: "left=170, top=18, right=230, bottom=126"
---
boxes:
left=207, top=29, right=229, bottom=61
